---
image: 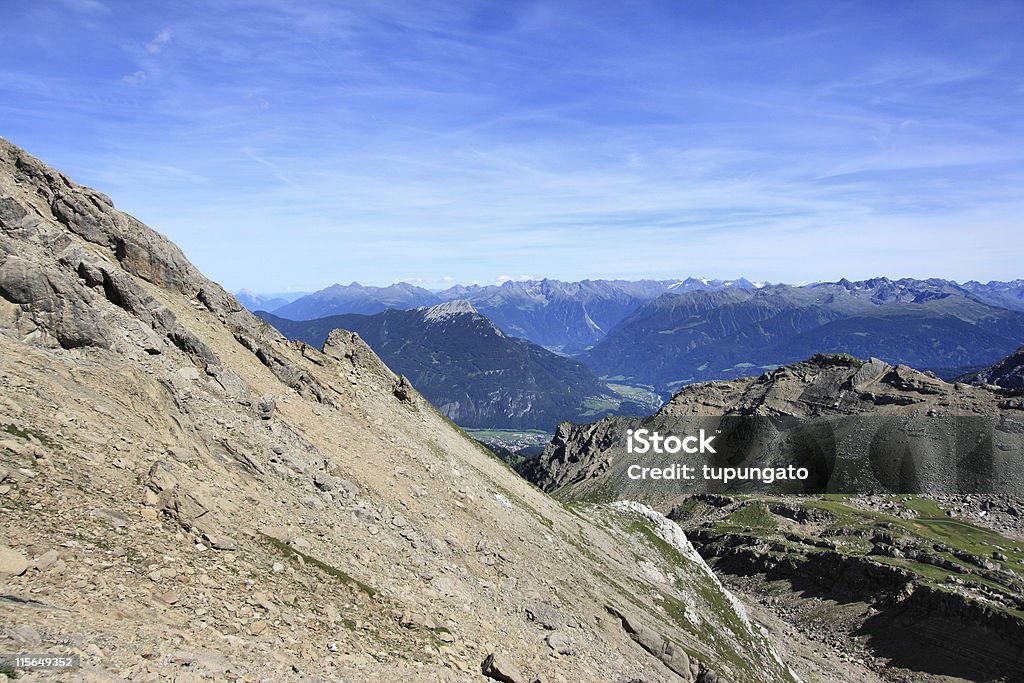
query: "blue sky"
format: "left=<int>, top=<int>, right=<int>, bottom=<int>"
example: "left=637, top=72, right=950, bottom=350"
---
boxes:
left=2, top=1, right=1022, bottom=291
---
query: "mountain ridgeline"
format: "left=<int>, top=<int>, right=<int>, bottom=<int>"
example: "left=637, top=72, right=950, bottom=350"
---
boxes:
left=251, top=277, right=1024, bottom=404
left=254, top=277, right=765, bottom=354
left=258, top=302, right=632, bottom=430
left=581, top=279, right=1024, bottom=394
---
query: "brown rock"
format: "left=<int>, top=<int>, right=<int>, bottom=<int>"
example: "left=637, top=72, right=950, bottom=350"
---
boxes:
left=0, top=546, right=28, bottom=575
left=481, top=652, right=524, bottom=683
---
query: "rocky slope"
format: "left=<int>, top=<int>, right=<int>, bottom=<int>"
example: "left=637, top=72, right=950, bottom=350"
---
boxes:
left=0, top=137, right=794, bottom=682
left=525, top=354, right=1024, bottom=682
left=257, top=302, right=627, bottom=430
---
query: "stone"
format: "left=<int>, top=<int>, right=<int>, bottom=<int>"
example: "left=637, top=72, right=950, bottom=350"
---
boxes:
left=158, top=487, right=209, bottom=530
left=198, top=525, right=237, bottom=551
left=0, top=546, right=29, bottom=575
left=313, top=472, right=336, bottom=491
left=31, top=549, right=60, bottom=571
left=393, top=376, right=414, bottom=402
left=546, top=631, right=576, bottom=655
left=525, top=602, right=563, bottom=630
left=249, top=620, right=268, bottom=636
left=148, top=460, right=179, bottom=492
left=166, top=446, right=191, bottom=462
left=257, top=395, right=275, bottom=420
left=6, top=624, right=42, bottom=647
left=607, top=606, right=690, bottom=679
left=288, top=536, right=311, bottom=552
left=481, top=652, right=524, bottom=683
left=91, top=507, right=132, bottom=528
left=159, top=591, right=181, bottom=605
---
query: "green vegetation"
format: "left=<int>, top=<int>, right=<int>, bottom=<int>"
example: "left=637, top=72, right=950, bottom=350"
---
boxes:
left=796, top=495, right=1024, bottom=566
left=617, top=510, right=794, bottom=681
left=260, top=533, right=376, bottom=598
left=810, top=352, right=864, bottom=367
left=606, top=382, right=662, bottom=411
left=697, top=494, right=1024, bottom=625
left=578, top=396, right=619, bottom=417
left=2, top=423, right=56, bottom=448
left=719, top=501, right=778, bottom=531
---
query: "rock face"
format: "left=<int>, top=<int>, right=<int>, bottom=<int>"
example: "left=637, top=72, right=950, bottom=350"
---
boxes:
left=525, top=354, right=1024, bottom=502
left=0, top=138, right=793, bottom=681
left=964, top=346, right=1024, bottom=390
left=672, top=495, right=1024, bottom=682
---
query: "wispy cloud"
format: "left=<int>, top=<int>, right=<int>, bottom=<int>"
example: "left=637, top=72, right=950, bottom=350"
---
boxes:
left=120, top=70, right=148, bottom=85
left=1, top=1, right=1021, bottom=290
left=145, top=29, right=172, bottom=54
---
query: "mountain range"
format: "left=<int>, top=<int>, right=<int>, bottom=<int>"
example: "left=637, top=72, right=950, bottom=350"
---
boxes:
left=254, top=277, right=1024, bottom=402
left=581, top=278, right=1024, bottom=393
left=233, top=289, right=308, bottom=313
left=255, top=277, right=764, bottom=354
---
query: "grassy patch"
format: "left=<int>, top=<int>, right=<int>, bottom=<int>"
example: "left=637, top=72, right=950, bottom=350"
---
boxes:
left=578, top=396, right=620, bottom=417
left=720, top=501, right=778, bottom=531
left=2, top=423, right=56, bottom=449
left=260, top=533, right=375, bottom=597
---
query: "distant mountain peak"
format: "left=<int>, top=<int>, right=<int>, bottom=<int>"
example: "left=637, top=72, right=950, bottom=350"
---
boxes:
left=422, top=299, right=479, bottom=322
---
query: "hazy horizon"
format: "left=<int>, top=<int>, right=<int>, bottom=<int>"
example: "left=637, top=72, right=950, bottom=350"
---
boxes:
left=2, top=2, right=1021, bottom=290
left=235, top=273, right=1023, bottom=299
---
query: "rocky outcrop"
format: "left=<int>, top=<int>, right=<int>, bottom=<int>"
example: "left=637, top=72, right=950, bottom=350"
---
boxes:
left=607, top=606, right=694, bottom=680
left=964, top=346, right=1024, bottom=390
left=526, top=355, right=1024, bottom=501
left=687, top=526, right=1024, bottom=681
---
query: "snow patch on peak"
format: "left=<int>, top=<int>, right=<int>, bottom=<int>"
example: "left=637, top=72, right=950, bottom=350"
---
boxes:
left=423, top=299, right=478, bottom=322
